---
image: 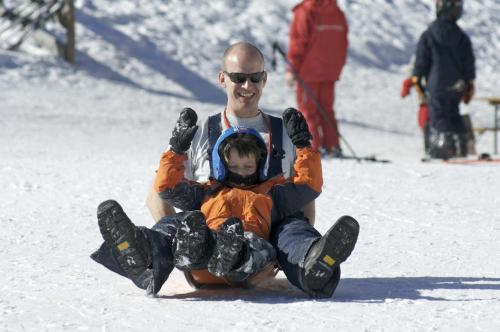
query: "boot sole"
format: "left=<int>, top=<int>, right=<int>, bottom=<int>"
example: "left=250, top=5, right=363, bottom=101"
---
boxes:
left=97, top=200, right=149, bottom=275
left=304, top=215, right=359, bottom=291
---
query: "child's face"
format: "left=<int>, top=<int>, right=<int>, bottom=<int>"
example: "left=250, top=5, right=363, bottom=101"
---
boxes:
left=226, top=149, right=258, bottom=177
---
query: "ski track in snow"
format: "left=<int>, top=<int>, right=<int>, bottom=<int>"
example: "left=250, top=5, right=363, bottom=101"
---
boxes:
left=1, top=0, right=500, bottom=331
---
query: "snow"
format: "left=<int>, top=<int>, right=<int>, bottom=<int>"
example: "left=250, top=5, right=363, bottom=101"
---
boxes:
left=1, top=0, right=500, bottom=331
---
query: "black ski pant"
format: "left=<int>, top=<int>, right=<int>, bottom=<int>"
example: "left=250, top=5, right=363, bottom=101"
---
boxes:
left=270, top=214, right=341, bottom=292
left=90, top=213, right=184, bottom=293
left=91, top=212, right=340, bottom=294
left=429, top=92, right=466, bottom=134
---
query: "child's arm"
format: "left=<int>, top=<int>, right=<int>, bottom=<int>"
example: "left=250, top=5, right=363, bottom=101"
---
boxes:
left=268, top=146, right=322, bottom=221
left=268, top=108, right=322, bottom=221
left=153, top=150, right=211, bottom=211
left=153, top=108, right=211, bottom=211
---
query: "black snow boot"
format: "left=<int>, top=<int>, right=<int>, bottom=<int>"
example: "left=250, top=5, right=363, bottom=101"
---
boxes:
left=174, top=211, right=214, bottom=271
left=96, top=200, right=152, bottom=289
left=456, top=133, right=468, bottom=157
left=423, top=123, right=431, bottom=156
left=429, top=129, right=454, bottom=159
left=208, top=217, right=246, bottom=277
left=302, top=215, right=359, bottom=298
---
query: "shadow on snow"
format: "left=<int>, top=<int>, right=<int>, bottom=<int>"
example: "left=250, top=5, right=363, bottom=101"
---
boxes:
left=335, top=276, right=500, bottom=303
left=157, top=276, right=500, bottom=304
left=76, top=11, right=226, bottom=105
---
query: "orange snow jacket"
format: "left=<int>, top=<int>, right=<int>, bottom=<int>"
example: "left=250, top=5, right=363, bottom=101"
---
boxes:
left=154, top=147, right=322, bottom=240
left=287, top=0, right=348, bottom=82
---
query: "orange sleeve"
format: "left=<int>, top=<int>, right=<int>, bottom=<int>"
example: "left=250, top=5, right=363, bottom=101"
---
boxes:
left=153, top=150, right=188, bottom=193
left=291, top=146, right=323, bottom=193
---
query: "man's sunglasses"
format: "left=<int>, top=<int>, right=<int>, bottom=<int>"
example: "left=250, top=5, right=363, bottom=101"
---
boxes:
left=223, top=71, right=266, bottom=84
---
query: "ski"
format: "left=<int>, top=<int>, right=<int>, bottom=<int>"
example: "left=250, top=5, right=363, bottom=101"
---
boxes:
left=421, top=153, right=500, bottom=164
left=326, top=154, right=392, bottom=163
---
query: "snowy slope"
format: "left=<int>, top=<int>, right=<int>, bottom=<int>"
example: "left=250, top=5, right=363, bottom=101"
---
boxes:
left=1, top=0, right=500, bottom=331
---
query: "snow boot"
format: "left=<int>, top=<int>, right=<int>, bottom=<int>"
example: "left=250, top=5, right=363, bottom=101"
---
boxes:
left=319, top=147, right=343, bottom=159
left=429, top=129, right=454, bottom=159
left=423, top=123, right=431, bottom=155
left=302, top=215, right=359, bottom=298
left=456, top=133, right=468, bottom=157
left=208, top=217, right=245, bottom=277
left=96, top=200, right=152, bottom=289
left=223, top=232, right=278, bottom=286
left=174, top=211, right=214, bottom=271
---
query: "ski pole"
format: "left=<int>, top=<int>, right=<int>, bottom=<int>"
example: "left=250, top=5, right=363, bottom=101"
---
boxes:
left=272, top=41, right=359, bottom=160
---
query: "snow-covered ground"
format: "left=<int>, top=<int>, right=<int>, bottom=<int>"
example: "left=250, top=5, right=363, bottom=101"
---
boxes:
left=1, top=0, right=499, bottom=331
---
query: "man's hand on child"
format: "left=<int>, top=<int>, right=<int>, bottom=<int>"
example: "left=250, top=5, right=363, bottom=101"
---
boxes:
left=169, top=107, right=199, bottom=154
left=282, top=107, right=312, bottom=148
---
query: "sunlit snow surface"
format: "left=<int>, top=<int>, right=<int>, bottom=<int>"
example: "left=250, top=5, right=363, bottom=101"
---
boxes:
left=1, top=0, right=499, bottom=331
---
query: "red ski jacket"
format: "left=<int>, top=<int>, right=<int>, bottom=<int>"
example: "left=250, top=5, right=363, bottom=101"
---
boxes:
left=287, top=0, right=348, bottom=82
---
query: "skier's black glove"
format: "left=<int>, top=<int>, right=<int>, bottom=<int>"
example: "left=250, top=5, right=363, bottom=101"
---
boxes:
left=169, top=108, right=198, bottom=154
left=282, top=107, right=312, bottom=148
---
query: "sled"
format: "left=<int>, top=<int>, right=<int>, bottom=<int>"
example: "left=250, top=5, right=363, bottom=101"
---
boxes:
left=183, top=262, right=280, bottom=290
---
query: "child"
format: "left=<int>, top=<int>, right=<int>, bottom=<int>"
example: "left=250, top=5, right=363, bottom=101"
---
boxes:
left=412, top=0, right=475, bottom=159
left=153, top=107, right=324, bottom=286
left=93, top=108, right=359, bottom=298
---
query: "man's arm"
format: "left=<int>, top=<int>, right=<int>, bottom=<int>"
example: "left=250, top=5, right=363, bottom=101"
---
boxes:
left=303, top=200, right=315, bottom=226
left=146, top=186, right=176, bottom=222
left=287, top=5, right=310, bottom=74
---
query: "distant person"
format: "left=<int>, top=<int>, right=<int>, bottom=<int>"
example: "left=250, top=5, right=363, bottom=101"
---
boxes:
left=412, top=0, right=475, bottom=159
left=286, top=0, right=348, bottom=157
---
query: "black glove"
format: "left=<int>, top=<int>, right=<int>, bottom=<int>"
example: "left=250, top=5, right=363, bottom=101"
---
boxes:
left=282, top=108, right=312, bottom=148
left=169, top=108, right=198, bottom=154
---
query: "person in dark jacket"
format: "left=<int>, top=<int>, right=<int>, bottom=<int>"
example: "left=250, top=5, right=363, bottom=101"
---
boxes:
left=412, top=0, right=475, bottom=159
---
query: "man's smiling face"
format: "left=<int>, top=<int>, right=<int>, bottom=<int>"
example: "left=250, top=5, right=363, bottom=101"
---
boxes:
left=219, top=48, right=267, bottom=118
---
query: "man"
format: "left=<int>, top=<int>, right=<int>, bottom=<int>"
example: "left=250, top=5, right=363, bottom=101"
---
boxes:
left=93, top=42, right=359, bottom=298
left=286, top=0, right=348, bottom=157
left=412, top=0, right=475, bottom=159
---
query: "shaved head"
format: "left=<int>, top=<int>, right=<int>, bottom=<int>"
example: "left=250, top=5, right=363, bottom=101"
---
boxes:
left=222, top=42, right=265, bottom=71
left=219, top=42, right=267, bottom=118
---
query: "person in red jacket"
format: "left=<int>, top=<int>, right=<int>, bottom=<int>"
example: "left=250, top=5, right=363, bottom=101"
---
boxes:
left=286, top=0, right=348, bottom=157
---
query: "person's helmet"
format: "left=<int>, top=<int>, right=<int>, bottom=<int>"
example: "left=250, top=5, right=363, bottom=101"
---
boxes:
left=436, top=0, right=463, bottom=20
left=212, top=126, right=269, bottom=183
